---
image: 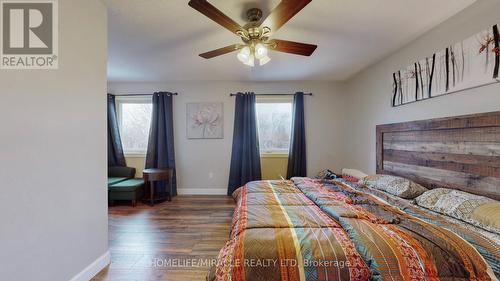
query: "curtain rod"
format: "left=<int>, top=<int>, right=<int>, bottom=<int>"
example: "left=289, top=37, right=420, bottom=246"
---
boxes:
left=112, top=92, right=178, bottom=96
left=229, top=93, right=312, bottom=97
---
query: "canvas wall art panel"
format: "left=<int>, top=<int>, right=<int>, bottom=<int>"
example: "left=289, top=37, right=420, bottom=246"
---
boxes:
left=186, top=102, right=223, bottom=139
left=392, top=24, right=500, bottom=106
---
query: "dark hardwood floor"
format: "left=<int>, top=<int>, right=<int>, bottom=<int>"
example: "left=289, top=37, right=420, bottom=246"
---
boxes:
left=92, top=195, right=235, bottom=281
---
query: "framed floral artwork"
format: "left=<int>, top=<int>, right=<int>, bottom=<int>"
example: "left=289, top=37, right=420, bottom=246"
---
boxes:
left=186, top=102, right=223, bottom=139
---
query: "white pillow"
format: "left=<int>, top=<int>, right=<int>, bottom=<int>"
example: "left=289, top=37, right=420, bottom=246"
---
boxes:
left=341, top=168, right=368, bottom=182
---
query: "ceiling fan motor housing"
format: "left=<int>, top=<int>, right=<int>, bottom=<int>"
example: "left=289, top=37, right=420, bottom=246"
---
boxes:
left=243, top=9, right=271, bottom=42
left=246, top=8, right=263, bottom=22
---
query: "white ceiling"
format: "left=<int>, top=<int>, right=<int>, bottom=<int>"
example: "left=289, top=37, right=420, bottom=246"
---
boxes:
left=105, top=0, right=475, bottom=82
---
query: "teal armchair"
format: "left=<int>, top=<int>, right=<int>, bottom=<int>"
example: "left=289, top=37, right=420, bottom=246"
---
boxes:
left=108, top=166, right=144, bottom=207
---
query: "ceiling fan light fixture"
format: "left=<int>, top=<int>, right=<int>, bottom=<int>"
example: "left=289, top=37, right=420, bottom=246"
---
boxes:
left=237, top=46, right=251, bottom=63
left=254, top=43, right=268, bottom=60
left=259, top=55, right=271, bottom=66
left=237, top=43, right=269, bottom=67
left=243, top=53, right=255, bottom=67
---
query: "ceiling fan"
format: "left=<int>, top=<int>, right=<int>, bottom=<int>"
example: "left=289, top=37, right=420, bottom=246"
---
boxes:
left=188, top=0, right=317, bottom=67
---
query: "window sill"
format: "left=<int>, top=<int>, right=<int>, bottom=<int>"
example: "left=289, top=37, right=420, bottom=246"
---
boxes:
left=260, top=153, right=289, bottom=158
left=124, top=153, right=147, bottom=158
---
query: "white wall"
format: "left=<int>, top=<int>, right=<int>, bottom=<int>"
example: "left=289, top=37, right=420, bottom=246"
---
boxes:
left=0, top=1, right=108, bottom=280
left=108, top=81, right=346, bottom=194
left=343, top=0, right=500, bottom=174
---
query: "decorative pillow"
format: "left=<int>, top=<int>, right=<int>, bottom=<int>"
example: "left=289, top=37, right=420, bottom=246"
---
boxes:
left=314, top=169, right=338, bottom=180
left=341, top=168, right=368, bottom=183
left=359, top=174, right=427, bottom=199
left=470, top=202, right=500, bottom=232
left=414, top=188, right=452, bottom=208
left=416, top=189, right=499, bottom=234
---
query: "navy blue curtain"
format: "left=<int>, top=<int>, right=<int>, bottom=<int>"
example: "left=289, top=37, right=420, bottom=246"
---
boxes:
left=107, top=94, right=126, bottom=167
left=228, top=92, right=261, bottom=195
left=145, top=92, right=177, bottom=196
left=287, top=92, right=307, bottom=178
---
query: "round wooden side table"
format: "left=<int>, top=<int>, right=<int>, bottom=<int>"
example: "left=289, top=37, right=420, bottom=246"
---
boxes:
left=143, top=168, right=173, bottom=206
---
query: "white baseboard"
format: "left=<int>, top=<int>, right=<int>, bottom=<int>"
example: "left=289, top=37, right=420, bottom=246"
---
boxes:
left=69, top=250, right=110, bottom=281
left=177, top=188, right=227, bottom=195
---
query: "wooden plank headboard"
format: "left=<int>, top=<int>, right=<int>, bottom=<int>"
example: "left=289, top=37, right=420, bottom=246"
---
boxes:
left=376, top=111, right=500, bottom=200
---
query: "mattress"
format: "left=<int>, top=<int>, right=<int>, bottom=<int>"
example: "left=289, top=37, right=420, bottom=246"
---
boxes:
left=208, top=178, right=500, bottom=281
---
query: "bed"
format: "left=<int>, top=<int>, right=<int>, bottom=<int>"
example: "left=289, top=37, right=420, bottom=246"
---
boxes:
left=208, top=111, right=500, bottom=281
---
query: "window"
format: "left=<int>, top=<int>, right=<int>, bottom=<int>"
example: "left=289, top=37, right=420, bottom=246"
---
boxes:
left=116, top=97, right=152, bottom=155
left=255, top=98, right=293, bottom=154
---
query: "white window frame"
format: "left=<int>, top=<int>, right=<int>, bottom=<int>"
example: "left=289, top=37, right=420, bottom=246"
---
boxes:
left=255, top=96, right=293, bottom=157
left=115, top=96, right=152, bottom=157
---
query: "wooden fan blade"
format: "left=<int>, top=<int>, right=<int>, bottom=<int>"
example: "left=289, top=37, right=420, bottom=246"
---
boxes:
left=268, top=39, right=317, bottom=56
left=188, top=0, right=244, bottom=34
left=260, top=0, right=312, bottom=34
left=199, top=44, right=244, bottom=59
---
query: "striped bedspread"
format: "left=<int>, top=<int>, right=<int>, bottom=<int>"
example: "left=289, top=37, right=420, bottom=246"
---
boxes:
left=207, top=178, right=499, bottom=281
